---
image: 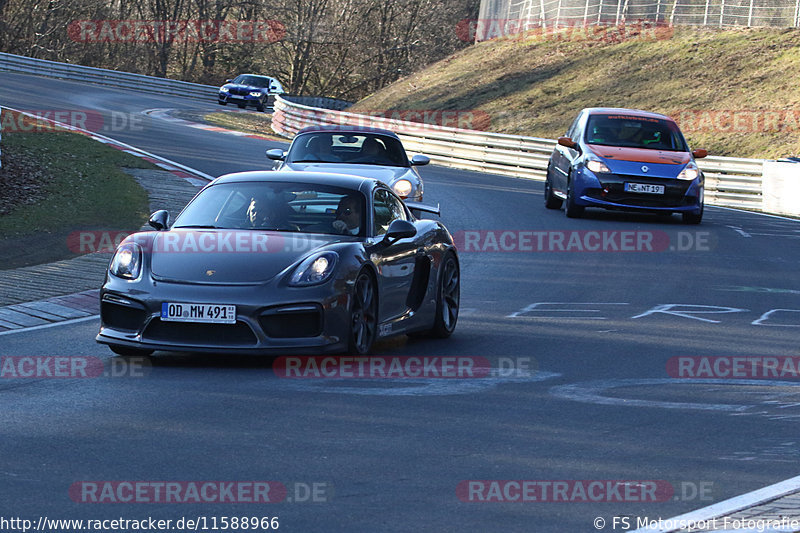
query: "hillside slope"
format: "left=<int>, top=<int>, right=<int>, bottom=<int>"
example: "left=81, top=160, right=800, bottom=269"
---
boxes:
left=350, top=27, right=800, bottom=158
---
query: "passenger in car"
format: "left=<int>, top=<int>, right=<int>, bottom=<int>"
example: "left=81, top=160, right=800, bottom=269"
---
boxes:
left=302, top=135, right=340, bottom=162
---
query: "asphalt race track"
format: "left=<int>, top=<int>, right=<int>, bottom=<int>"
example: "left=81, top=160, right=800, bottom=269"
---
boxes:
left=1, top=72, right=799, bottom=532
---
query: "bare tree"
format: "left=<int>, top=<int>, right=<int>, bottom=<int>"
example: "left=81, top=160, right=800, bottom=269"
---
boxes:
left=0, top=0, right=478, bottom=98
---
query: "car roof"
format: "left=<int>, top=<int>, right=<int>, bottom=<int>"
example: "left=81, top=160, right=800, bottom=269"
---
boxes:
left=236, top=73, right=274, bottom=80
left=582, top=107, right=676, bottom=122
left=296, top=125, right=400, bottom=138
left=209, top=170, right=382, bottom=194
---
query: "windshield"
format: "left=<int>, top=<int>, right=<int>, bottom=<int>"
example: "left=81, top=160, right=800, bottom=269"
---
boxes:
left=286, top=133, right=410, bottom=166
left=584, top=114, right=689, bottom=152
left=173, top=182, right=366, bottom=237
left=232, top=75, right=273, bottom=88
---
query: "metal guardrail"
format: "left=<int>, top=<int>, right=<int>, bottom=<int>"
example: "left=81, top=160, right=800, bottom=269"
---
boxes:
left=272, top=96, right=765, bottom=210
left=0, top=53, right=768, bottom=211
left=0, top=52, right=218, bottom=100
left=282, top=95, right=353, bottom=111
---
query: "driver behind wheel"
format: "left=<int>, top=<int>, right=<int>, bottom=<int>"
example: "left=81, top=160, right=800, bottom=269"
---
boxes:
left=333, top=194, right=362, bottom=236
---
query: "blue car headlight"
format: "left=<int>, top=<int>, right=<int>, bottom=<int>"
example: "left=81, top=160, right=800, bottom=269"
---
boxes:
left=677, top=162, right=700, bottom=180
left=289, top=252, right=338, bottom=286
left=249, top=91, right=263, bottom=97
left=585, top=157, right=611, bottom=174
left=110, top=242, right=143, bottom=280
left=220, top=87, right=229, bottom=93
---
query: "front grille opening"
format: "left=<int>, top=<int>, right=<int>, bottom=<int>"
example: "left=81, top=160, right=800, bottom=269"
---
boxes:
left=259, top=306, right=323, bottom=338
left=101, top=300, right=147, bottom=332
left=144, top=320, right=258, bottom=346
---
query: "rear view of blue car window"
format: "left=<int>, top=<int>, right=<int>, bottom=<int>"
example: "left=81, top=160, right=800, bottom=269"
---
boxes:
left=585, top=114, right=688, bottom=152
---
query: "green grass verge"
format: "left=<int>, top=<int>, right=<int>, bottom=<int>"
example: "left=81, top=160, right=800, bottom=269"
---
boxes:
left=204, top=110, right=283, bottom=140
left=0, top=126, right=152, bottom=238
left=351, top=27, right=800, bottom=159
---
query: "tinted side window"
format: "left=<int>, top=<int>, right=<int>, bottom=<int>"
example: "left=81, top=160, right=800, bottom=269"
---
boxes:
left=373, top=189, right=407, bottom=236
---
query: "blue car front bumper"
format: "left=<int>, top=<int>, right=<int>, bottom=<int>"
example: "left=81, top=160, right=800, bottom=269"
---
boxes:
left=573, top=167, right=703, bottom=213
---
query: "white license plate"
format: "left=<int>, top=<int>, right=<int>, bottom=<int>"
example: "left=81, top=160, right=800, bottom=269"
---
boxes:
left=161, top=303, right=236, bottom=324
left=625, top=183, right=665, bottom=194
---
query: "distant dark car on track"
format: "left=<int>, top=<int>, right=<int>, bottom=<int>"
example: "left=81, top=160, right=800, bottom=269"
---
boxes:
left=545, top=108, right=707, bottom=224
left=218, top=74, right=284, bottom=112
left=266, top=126, right=429, bottom=202
left=96, top=172, right=459, bottom=357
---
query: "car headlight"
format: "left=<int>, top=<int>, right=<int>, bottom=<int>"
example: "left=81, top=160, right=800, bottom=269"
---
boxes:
left=109, top=242, right=143, bottom=280
left=677, top=162, right=700, bottom=180
left=289, top=252, right=338, bottom=286
left=249, top=91, right=263, bottom=97
left=392, top=179, right=413, bottom=198
left=585, top=158, right=611, bottom=174
left=220, top=87, right=229, bottom=93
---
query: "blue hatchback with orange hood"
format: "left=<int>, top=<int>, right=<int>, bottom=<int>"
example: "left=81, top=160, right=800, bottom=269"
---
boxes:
left=545, top=108, right=707, bottom=224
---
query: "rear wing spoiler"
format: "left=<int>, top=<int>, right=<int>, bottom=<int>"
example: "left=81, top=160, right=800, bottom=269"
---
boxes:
left=405, top=201, right=440, bottom=217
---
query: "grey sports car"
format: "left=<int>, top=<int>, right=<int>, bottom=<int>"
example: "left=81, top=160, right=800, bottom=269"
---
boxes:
left=96, top=172, right=459, bottom=356
left=266, top=126, right=429, bottom=202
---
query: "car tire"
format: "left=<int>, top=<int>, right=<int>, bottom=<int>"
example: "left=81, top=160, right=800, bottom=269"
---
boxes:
left=544, top=175, right=563, bottom=209
left=109, top=345, right=154, bottom=357
left=256, top=99, right=266, bottom=112
left=682, top=205, right=703, bottom=224
left=348, top=270, right=378, bottom=355
left=237, top=103, right=246, bottom=109
left=427, top=252, right=460, bottom=338
left=218, top=100, right=227, bottom=106
left=565, top=174, right=584, bottom=218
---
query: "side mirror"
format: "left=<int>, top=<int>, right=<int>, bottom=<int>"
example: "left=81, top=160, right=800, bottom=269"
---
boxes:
left=225, top=79, right=233, bottom=83
left=558, top=136, right=579, bottom=150
left=148, top=210, right=170, bottom=231
left=382, top=219, right=417, bottom=244
left=266, top=148, right=286, bottom=161
left=410, top=154, right=430, bottom=166
left=692, top=149, right=708, bottom=159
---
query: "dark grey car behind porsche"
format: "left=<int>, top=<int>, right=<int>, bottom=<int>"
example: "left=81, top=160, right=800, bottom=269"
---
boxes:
left=267, top=126, right=429, bottom=202
left=96, top=172, right=459, bottom=356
